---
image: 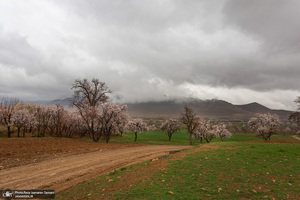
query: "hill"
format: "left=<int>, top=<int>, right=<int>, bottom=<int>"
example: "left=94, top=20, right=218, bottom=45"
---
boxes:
left=126, top=99, right=291, bottom=121
left=47, top=98, right=291, bottom=121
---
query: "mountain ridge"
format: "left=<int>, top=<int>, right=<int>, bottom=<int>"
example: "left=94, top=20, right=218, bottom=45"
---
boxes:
left=44, top=98, right=291, bottom=121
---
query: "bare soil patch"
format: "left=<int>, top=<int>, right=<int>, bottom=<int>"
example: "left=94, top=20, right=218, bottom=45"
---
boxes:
left=0, top=137, right=189, bottom=193
left=291, top=135, right=300, bottom=140
left=0, top=137, right=142, bottom=170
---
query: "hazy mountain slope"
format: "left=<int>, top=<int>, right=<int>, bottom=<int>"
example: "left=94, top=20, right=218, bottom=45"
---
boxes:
left=127, top=99, right=291, bottom=121
left=47, top=98, right=291, bottom=121
left=235, top=102, right=271, bottom=113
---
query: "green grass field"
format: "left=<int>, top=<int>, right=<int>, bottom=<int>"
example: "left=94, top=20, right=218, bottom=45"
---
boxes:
left=108, top=130, right=299, bottom=145
left=111, top=142, right=300, bottom=200
left=109, top=130, right=192, bottom=145
left=57, top=132, right=300, bottom=200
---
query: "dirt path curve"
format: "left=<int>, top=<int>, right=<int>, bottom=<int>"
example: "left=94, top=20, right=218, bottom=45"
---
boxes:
left=292, top=135, right=300, bottom=140
left=0, top=145, right=189, bottom=192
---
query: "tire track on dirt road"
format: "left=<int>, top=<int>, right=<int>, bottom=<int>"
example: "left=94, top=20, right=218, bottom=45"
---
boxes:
left=0, top=145, right=189, bottom=192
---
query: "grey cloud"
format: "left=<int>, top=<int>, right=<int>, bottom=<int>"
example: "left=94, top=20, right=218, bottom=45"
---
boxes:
left=0, top=28, right=41, bottom=73
left=223, top=0, right=300, bottom=54
left=0, top=0, right=299, bottom=109
left=61, top=0, right=225, bottom=33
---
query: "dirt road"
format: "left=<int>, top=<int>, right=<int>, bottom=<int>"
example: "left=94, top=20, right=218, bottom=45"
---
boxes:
left=0, top=145, right=189, bottom=192
left=292, top=135, right=300, bottom=140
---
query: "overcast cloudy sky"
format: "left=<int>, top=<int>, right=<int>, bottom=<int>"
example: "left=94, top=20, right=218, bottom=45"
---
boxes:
left=0, top=0, right=299, bottom=110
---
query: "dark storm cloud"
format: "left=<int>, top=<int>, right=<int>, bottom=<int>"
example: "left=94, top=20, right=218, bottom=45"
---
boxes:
left=60, top=0, right=300, bottom=92
left=220, top=0, right=300, bottom=91
left=0, top=0, right=298, bottom=109
left=223, top=0, right=300, bottom=53
left=0, top=27, right=73, bottom=100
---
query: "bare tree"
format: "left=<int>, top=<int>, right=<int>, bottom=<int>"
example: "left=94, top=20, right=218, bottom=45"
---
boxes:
left=289, top=96, right=300, bottom=127
left=181, top=106, right=201, bottom=145
left=161, top=118, right=181, bottom=141
left=71, top=78, right=111, bottom=142
left=0, top=97, right=19, bottom=138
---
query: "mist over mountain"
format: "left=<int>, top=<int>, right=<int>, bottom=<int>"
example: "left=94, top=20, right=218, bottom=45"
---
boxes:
left=126, top=99, right=290, bottom=121
left=48, top=98, right=73, bottom=107
left=45, top=97, right=291, bottom=121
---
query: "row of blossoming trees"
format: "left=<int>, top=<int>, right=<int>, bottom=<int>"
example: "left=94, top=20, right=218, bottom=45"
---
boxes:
left=0, top=78, right=299, bottom=144
left=160, top=107, right=233, bottom=145
left=179, top=106, right=232, bottom=145
left=151, top=96, right=300, bottom=143
left=0, top=78, right=148, bottom=142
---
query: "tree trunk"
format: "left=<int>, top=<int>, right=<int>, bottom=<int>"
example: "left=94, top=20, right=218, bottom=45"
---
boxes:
left=37, top=126, right=40, bottom=137
left=7, top=126, right=11, bottom=138
left=205, top=138, right=209, bottom=143
left=134, top=132, right=137, bottom=142
left=17, top=127, right=21, bottom=137
left=189, top=133, right=193, bottom=145
left=93, top=136, right=99, bottom=142
left=168, top=133, right=172, bottom=141
left=23, top=127, right=26, bottom=137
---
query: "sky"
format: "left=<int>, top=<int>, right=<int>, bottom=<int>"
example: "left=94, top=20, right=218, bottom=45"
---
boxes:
left=0, top=0, right=299, bottom=110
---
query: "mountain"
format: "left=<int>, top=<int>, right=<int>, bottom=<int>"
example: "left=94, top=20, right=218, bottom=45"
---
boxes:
left=235, top=102, right=271, bottom=113
left=47, top=98, right=291, bottom=121
left=126, top=99, right=291, bottom=121
left=47, top=98, right=73, bottom=107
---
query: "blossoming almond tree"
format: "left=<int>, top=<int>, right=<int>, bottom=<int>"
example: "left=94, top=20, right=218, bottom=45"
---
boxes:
left=0, top=97, right=19, bottom=138
left=127, top=118, right=148, bottom=142
left=116, top=111, right=130, bottom=136
left=52, top=105, right=66, bottom=137
left=193, top=117, right=208, bottom=143
left=194, top=120, right=218, bottom=143
left=12, top=108, right=35, bottom=137
left=64, top=111, right=87, bottom=138
left=248, top=113, right=281, bottom=141
left=98, top=102, right=128, bottom=143
left=213, top=124, right=232, bottom=142
left=193, top=119, right=230, bottom=143
left=33, top=104, right=53, bottom=137
left=161, top=118, right=181, bottom=141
